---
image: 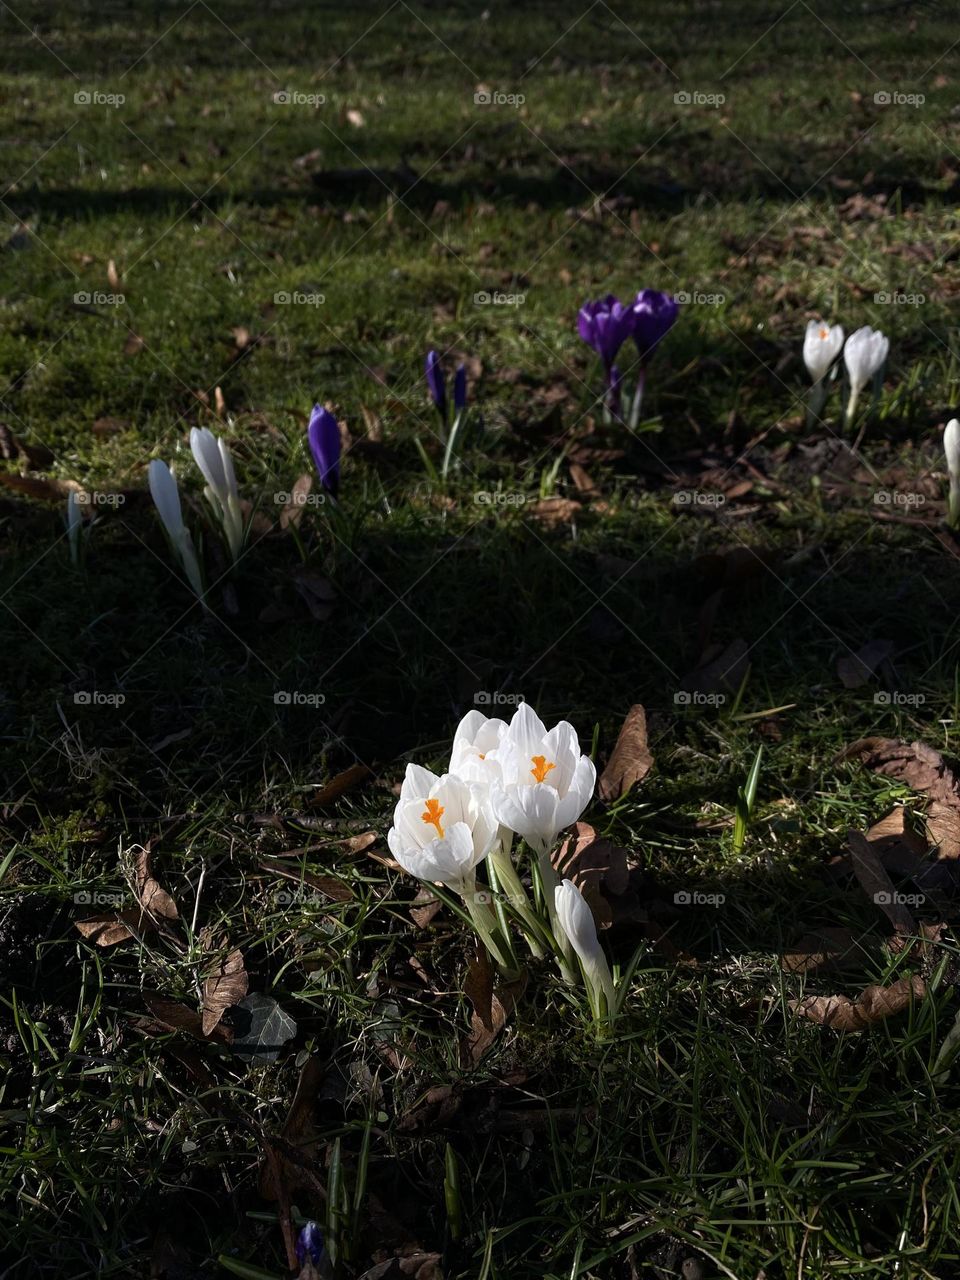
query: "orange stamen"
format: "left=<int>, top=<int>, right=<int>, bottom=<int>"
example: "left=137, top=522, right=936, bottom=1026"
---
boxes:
left=819, top=326, right=829, bottom=340
left=530, top=754, right=556, bottom=784
left=421, top=797, right=445, bottom=838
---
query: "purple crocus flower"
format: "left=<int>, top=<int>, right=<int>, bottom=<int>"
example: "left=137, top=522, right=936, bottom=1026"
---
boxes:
left=307, top=404, right=341, bottom=497
left=453, top=364, right=467, bottom=415
left=632, top=289, right=679, bottom=362
left=425, top=349, right=447, bottom=423
left=577, top=294, right=635, bottom=372
left=296, top=1221, right=324, bottom=1267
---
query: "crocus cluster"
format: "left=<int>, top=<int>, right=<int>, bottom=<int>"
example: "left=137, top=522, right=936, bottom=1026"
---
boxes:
left=578, top=289, right=678, bottom=428
left=802, top=320, right=890, bottom=431
left=387, top=703, right=621, bottom=1018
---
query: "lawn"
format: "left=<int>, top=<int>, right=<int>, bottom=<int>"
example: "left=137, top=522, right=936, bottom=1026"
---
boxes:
left=3, top=2, right=960, bottom=1277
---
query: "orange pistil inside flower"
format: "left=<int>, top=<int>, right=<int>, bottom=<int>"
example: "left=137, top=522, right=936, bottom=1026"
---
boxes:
left=421, top=797, right=445, bottom=838
left=530, top=754, right=556, bottom=783
left=819, top=326, right=829, bottom=340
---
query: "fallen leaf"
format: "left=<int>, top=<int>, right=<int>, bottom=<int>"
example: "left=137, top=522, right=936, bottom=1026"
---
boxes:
left=279, top=473, right=314, bottom=530
left=781, top=926, right=871, bottom=974
left=460, top=948, right=526, bottom=1066
left=123, top=331, right=145, bottom=356
left=0, top=424, right=54, bottom=468
left=134, top=845, right=179, bottom=922
left=837, top=639, right=894, bottom=689
left=142, top=992, right=233, bottom=1044
left=568, top=462, right=598, bottom=495
left=259, top=859, right=355, bottom=902
left=409, top=885, right=443, bottom=929
left=839, top=738, right=960, bottom=859
left=847, top=829, right=916, bottom=934
left=75, top=909, right=143, bottom=947
left=597, top=704, right=653, bottom=801
left=680, top=637, right=749, bottom=698
left=106, top=257, right=121, bottom=289
left=552, top=821, right=634, bottom=928
left=259, top=1055, right=323, bottom=1199
left=0, top=473, right=85, bottom=503
left=307, top=763, right=372, bottom=808
left=202, top=947, right=248, bottom=1036
left=231, top=993, right=297, bottom=1061
left=345, top=108, right=365, bottom=127
left=791, top=975, right=925, bottom=1031
left=293, top=567, right=337, bottom=621
left=528, top=496, right=582, bottom=527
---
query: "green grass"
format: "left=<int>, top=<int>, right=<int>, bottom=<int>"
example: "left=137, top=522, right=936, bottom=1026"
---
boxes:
left=4, top=2, right=960, bottom=1277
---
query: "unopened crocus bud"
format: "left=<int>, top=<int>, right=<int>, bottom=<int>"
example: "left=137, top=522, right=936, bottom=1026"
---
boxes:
left=425, top=349, right=447, bottom=423
left=843, top=325, right=889, bottom=428
left=296, top=1221, right=324, bottom=1267
left=454, top=363, right=467, bottom=415
left=803, top=320, right=844, bottom=384
left=945, top=418, right=960, bottom=529
left=307, top=404, right=341, bottom=496
left=554, top=878, right=616, bottom=1015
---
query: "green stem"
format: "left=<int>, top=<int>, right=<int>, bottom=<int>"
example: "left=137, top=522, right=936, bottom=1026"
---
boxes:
left=464, top=890, right=519, bottom=977
left=534, top=848, right=579, bottom=985
left=490, top=843, right=547, bottom=959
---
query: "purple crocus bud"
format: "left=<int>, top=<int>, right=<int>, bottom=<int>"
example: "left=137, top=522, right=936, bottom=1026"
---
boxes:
left=425, top=349, right=447, bottom=421
left=307, top=404, right=341, bottom=497
left=453, top=363, right=467, bottom=414
left=577, top=294, right=635, bottom=372
left=296, top=1221, right=324, bottom=1267
left=632, top=289, right=679, bottom=363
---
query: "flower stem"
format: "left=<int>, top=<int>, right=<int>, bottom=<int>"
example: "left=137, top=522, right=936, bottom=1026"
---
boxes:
left=464, top=891, right=519, bottom=977
left=489, top=843, right=547, bottom=959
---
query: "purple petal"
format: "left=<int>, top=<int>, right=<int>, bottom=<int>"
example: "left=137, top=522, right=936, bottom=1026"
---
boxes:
left=307, top=403, right=341, bottom=496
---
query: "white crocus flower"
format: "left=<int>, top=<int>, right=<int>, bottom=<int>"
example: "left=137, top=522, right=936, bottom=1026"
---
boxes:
left=803, top=319, right=844, bottom=384
left=449, top=708, right=550, bottom=959
left=490, top=702, right=596, bottom=980
left=148, top=459, right=205, bottom=599
left=388, top=763, right=515, bottom=970
left=449, top=709, right=507, bottom=786
left=554, top=879, right=616, bottom=1018
left=843, top=325, right=889, bottom=428
left=945, top=418, right=960, bottom=529
left=490, top=703, right=596, bottom=857
left=388, top=764, right=497, bottom=894
left=189, top=426, right=244, bottom=562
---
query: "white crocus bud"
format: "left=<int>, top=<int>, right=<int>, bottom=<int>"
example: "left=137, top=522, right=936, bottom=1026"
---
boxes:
left=945, top=418, right=960, bottom=530
left=803, top=320, right=844, bottom=384
left=148, top=459, right=205, bottom=599
left=189, top=426, right=244, bottom=562
left=554, top=879, right=616, bottom=1017
left=843, top=326, right=889, bottom=428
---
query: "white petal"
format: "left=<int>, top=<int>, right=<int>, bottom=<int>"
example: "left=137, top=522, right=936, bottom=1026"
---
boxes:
left=190, top=427, right=228, bottom=501
left=148, top=459, right=184, bottom=540
left=945, top=419, right=960, bottom=477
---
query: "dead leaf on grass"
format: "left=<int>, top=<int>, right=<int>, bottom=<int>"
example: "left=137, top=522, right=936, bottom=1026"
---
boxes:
left=134, top=845, right=179, bottom=922
left=597, top=704, right=653, bottom=801
left=836, top=639, right=894, bottom=689
left=847, top=828, right=916, bottom=935
left=781, top=926, right=871, bottom=975
left=791, top=975, right=925, bottom=1031
left=839, top=737, right=960, bottom=859
left=202, top=947, right=248, bottom=1036
left=307, top=763, right=372, bottom=808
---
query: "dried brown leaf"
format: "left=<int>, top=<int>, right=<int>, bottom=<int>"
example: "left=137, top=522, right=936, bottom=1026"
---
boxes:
left=837, top=639, right=894, bottom=689
left=839, top=737, right=960, bottom=858
left=847, top=828, right=916, bottom=934
left=142, top=992, right=233, bottom=1044
left=528, top=496, right=582, bottom=527
left=597, top=704, right=653, bottom=801
left=781, top=926, right=870, bottom=974
left=308, top=763, right=372, bottom=808
left=0, top=473, right=85, bottom=503
left=279, top=473, right=314, bottom=530
left=134, top=845, right=179, bottom=922
left=553, top=821, right=633, bottom=928
left=201, top=947, right=248, bottom=1036
left=791, top=975, right=925, bottom=1031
